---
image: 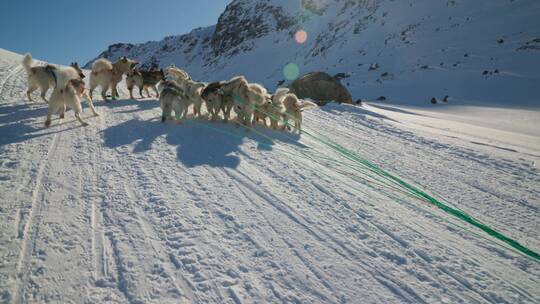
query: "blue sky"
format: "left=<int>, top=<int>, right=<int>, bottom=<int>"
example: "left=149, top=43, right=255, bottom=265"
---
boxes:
left=0, top=0, right=232, bottom=65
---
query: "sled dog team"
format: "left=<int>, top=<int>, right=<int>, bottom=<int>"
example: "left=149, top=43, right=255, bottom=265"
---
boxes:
left=22, top=54, right=317, bottom=132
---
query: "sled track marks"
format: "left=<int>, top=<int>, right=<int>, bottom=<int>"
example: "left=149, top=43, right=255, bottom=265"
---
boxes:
left=0, top=65, right=22, bottom=99
left=12, top=132, right=59, bottom=303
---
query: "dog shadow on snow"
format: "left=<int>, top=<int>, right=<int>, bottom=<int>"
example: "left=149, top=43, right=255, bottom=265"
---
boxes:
left=96, top=97, right=159, bottom=113
left=0, top=102, right=86, bottom=147
left=102, top=117, right=306, bottom=169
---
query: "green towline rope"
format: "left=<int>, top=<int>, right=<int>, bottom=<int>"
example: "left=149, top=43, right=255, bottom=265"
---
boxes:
left=299, top=127, right=540, bottom=262
left=232, top=99, right=540, bottom=261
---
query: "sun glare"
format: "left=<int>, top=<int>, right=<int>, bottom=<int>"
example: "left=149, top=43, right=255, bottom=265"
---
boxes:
left=295, top=30, right=308, bottom=44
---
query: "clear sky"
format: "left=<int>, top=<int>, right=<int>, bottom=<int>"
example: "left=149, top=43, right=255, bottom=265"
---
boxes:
left=0, top=0, right=232, bottom=65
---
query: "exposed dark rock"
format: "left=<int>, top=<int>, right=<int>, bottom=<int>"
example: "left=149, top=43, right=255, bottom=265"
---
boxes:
left=289, top=72, right=353, bottom=104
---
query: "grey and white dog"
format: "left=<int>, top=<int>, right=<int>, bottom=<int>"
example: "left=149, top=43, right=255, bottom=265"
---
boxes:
left=159, top=80, right=189, bottom=123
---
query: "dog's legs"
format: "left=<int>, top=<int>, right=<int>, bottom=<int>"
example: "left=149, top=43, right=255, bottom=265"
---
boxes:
left=74, top=112, right=89, bottom=126
left=83, top=92, right=99, bottom=116
left=144, top=87, right=150, bottom=98
left=40, top=88, right=49, bottom=103
left=281, top=116, right=289, bottom=131
left=101, top=85, right=109, bottom=102
left=182, top=105, right=189, bottom=122
left=161, top=104, right=172, bottom=123
left=193, top=102, right=199, bottom=118
left=89, top=74, right=98, bottom=102
left=139, top=87, right=145, bottom=98
left=152, top=86, right=159, bottom=98
left=208, top=104, right=217, bottom=121
left=27, top=82, right=38, bottom=102
left=223, top=103, right=232, bottom=123
left=59, top=105, right=66, bottom=119
left=128, top=85, right=134, bottom=100
left=45, top=112, right=52, bottom=127
left=111, top=83, right=119, bottom=100
left=44, top=103, right=61, bottom=127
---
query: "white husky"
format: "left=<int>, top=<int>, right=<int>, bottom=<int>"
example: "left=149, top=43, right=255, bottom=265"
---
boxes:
left=220, top=76, right=268, bottom=127
left=22, top=53, right=83, bottom=103
left=89, top=57, right=138, bottom=101
left=45, top=79, right=98, bottom=127
left=183, top=80, right=206, bottom=118
left=253, top=92, right=285, bottom=129
left=274, top=88, right=317, bottom=133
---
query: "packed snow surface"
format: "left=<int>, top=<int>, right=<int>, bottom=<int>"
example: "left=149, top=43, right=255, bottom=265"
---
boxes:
left=0, top=48, right=539, bottom=303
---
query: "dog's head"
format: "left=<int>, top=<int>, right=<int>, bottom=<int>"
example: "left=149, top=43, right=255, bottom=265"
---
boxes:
left=68, top=78, right=86, bottom=95
left=115, top=56, right=139, bottom=73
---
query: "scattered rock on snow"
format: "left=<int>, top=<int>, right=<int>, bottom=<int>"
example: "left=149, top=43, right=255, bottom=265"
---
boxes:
left=369, top=63, right=380, bottom=71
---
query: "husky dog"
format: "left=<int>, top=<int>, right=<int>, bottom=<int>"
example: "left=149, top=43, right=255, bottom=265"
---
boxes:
left=22, top=53, right=84, bottom=103
left=183, top=80, right=206, bottom=118
left=254, top=93, right=285, bottom=129
left=159, top=80, right=189, bottom=123
left=126, top=69, right=165, bottom=99
left=89, top=56, right=138, bottom=101
left=166, top=65, right=191, bottom=82
left=201, top=81, right=226, bottom=121
left=45, top=79, right=98, bottom=127
left=276, top=88, right=317, bottom=133
left=220, top=76, right=269, bottom=127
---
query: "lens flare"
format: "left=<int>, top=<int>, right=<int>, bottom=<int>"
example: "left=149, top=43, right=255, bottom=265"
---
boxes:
left=295, top=30, right=308, bottom=44
left=283, top=63, right=300, bottom=81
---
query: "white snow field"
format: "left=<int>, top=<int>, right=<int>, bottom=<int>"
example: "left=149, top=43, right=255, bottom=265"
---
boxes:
left=0, top=48, right=539, bottom=303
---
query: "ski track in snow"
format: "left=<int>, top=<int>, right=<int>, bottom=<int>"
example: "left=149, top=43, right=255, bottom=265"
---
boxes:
left=0, top=50, right=539, bottom=303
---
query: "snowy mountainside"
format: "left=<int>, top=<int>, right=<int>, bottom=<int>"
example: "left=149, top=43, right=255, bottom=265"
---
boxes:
left=85, top=0, right=540, bottom=107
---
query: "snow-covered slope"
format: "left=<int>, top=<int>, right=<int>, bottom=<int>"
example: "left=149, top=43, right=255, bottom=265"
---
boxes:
left=2, top=49, right=540, bottom=303
left=85, top=0, right=540, bottom=107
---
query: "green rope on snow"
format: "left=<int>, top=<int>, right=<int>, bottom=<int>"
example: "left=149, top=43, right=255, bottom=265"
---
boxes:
left=246, top=100, right=540, bottom=262
left=302, top=119, right=540, bottom=262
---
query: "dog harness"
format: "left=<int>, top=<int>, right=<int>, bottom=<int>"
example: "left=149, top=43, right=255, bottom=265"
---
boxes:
left=46, top=66, right=58, bottom=88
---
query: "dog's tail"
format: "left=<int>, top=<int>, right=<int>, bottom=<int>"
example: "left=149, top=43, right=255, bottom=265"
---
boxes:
left=273, top=87, right=290, bottom=105
left=92, top=58, right=113, bottom=73
left=22, top=53, right=34, bottom=75
left=299, top=100, right=318, bottom=111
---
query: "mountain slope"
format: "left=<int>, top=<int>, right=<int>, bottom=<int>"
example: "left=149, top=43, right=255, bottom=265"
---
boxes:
left=2, top=49, right=540, bottom=303
left=85, top=0, right=540, bottom=107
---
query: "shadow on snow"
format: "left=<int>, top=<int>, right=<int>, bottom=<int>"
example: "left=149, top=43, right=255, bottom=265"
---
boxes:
left=102, top=116, right=306, bottom=169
